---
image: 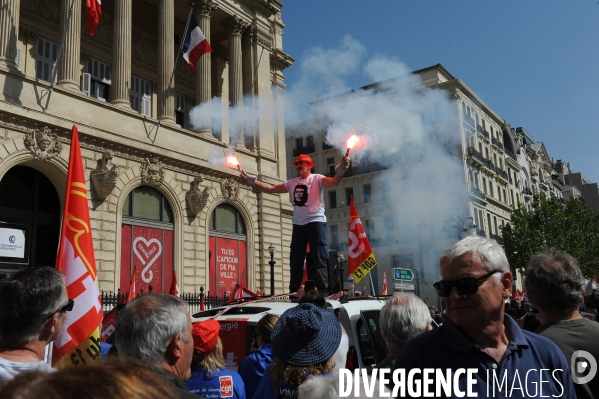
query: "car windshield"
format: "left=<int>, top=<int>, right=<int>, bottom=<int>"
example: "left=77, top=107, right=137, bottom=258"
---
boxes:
left=356, top=310, right=387, bottom=367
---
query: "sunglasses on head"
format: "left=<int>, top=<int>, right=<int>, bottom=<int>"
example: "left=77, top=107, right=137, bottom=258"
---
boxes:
left=47, top=299, right=75, bottom=319
left=433, top=270, right=502, bottom=297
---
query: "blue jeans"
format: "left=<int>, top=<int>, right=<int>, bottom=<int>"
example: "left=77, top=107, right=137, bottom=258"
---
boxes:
left=289, top=222, right=329, bottom=292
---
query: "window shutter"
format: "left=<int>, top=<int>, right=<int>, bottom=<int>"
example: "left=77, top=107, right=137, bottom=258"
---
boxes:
left=142, top=98, right=151, bottom=117
left=81, top=73, right=91, bottom=96
left=16, top=47, right=21, bottom=70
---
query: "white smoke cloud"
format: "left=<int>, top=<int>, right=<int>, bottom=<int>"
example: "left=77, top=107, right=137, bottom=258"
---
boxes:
left=285, top=35, right=469, bottom=237
left=186, top=35, right=469, bottom=230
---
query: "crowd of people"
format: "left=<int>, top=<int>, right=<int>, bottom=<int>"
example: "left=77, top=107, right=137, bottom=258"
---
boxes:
left=1, top=236, right=598, bottom=398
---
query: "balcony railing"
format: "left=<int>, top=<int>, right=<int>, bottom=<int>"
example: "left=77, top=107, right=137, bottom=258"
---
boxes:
left=476, top=125, right=483, bottom=134
left=552, top=176, right=565, bottom=187
left=496, top=168, right=509, bottom=182
left=522, top=187, right=533, bottom=196
left=470, top=187, right=486, bottom=200
left=482, top=129, right=490, bottom=140
left=292, top=144, right=316, bottom=157
left=476, top=228, right=486, bottom=237
left=343, top=162, right=389, bottom=177
left=491, top=137, right=504, bottom=151
left=466, top=147, right=495, bottom=172
left=322, top=142, right=335, bottom=150
left=505, top=148, right=517, bottom=161
left=369, top=237, right=399, bottom=248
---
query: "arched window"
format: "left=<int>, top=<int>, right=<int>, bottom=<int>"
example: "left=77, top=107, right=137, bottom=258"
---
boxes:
left=0, top=166, right=60, bottom=274
left=208, top=204, right=247, bottom=296
left=209, top=203, right=246, bottom=235
left=120, top=186, right=174, bottom=294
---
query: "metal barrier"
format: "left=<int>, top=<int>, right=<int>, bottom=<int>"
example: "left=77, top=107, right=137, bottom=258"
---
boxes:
left=100, top=287, right=229, bottom=315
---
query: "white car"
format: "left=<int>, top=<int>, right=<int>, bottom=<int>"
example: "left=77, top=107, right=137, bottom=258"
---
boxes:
left=191, top=296, right=388, bottom=370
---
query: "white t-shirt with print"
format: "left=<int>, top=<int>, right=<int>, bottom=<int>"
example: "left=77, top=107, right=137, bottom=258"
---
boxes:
left=283, top=174, right=326, bottom=225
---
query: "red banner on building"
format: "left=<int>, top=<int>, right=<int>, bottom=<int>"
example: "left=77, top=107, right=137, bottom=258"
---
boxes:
left=347, top=196, right=377, bottom=284
left=209, top=236, right=247, bottom=296
left=120, top=226, right=173, bottom=293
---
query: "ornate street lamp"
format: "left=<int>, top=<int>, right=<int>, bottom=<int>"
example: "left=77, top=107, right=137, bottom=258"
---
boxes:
left=268, top=244, right=276, bottom=296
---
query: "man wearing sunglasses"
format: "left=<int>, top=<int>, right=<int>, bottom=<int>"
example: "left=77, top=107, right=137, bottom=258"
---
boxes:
left=392, top=236, right=575, bottom=398
left=0, top=267, right=70, bottom=383
left=240, top=153, right=350, bottom=294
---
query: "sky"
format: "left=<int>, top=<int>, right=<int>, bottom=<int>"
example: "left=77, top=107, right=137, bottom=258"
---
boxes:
left=280, top=0, right=599, bottom=183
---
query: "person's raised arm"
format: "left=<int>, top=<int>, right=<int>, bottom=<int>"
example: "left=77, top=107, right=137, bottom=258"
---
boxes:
left=240, top=170, right=288, bottom=194
left=322, top=156, right=351, bottom=188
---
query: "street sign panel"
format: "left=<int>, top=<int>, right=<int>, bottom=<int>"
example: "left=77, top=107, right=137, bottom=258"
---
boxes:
left=395, top=282, right=415, bottom=291
left=394, top=268, right=414, bottom=281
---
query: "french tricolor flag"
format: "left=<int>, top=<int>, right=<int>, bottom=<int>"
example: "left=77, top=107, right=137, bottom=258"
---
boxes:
left=182, top=14, right=212, bottom=70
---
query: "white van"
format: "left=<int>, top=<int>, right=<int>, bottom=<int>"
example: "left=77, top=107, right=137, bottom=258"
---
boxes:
left=191, top=296, right=388, bottom=371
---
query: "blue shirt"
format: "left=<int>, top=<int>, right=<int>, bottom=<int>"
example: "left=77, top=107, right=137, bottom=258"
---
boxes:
left=238, top=343, right=273, bottom=399
left=252, top=365, right=332, bottom=399
left=186, top=367, right=245, bottom=399
left=392, top=316, right=576, bottom=398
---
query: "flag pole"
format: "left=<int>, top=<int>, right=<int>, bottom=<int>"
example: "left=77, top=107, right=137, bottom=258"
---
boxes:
left=43, top=0, right=77, bottom=113
left=151, top=6, right=194, bottom=144
left=369, top=272, right=377, bottom=296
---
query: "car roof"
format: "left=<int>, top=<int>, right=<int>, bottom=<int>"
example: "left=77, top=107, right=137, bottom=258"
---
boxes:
left=191, top=296, right=387, bottom=324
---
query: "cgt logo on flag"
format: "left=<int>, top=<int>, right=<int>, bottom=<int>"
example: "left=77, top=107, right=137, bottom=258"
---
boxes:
left=53, top=126, right=103, bottom=368
left=347, top=196, right=377, bottom=284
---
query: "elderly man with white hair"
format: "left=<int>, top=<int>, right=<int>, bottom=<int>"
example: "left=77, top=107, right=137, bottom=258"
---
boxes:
left=377, top=292, right=431, bottom=368
left=115, top=293, right=204, bottom=399
left=392, top=236, right=576, bottom=398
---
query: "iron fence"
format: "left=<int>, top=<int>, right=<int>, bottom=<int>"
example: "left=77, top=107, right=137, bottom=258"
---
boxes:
left=100, top=287, right=229, bottom=316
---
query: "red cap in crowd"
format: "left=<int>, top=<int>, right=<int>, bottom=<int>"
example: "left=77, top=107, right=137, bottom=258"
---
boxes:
left=192, top=319, right=220, bottom=354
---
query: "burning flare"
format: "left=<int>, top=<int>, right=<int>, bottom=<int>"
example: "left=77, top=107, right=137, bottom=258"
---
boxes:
left=227, top=155, right=241, bottom=171
left=346, top=134, right=360, bottom=156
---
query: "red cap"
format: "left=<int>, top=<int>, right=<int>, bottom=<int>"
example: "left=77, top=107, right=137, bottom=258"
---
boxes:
left=192, top=319, right=220, bottom=354
left=292, top=154, right=314, bottom=168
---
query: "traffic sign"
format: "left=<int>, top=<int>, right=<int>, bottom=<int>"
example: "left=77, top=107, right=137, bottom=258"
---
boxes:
left=395, top=282, right=415, bottom=291
left=394, top=268, right=414, bottom=281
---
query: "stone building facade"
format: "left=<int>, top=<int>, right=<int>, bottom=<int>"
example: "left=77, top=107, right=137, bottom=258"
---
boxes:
left=0, top=0, right=295, bottom=296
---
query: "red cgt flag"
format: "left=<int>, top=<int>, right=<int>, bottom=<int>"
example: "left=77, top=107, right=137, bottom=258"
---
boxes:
left=126, top=263, right=137, bottom=303
left=53, top=126, right=103, bottom=367
left=347, top=196, right=377, bottom=284
left=86, top=0, right=102, bottom=36
left=382, top=269, right=388, bottom=295
left=169, top=268, right=180, bottom=297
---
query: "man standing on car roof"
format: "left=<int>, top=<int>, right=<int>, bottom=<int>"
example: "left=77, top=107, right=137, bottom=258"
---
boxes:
left=240, top=154, right=350, bottom=294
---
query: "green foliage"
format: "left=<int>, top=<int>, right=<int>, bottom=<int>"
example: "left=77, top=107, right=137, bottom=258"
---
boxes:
left=503, top=194, right=599, bottom=279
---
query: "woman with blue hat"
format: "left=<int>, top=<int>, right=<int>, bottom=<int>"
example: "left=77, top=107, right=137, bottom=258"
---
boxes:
left=251, top=303, right=342, bottom=399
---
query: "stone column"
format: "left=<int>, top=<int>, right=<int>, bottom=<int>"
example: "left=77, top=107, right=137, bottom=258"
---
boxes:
left=225, top=16, right=248, bottom=148
left=157, top=0, right=174, bottom=124
left=111, top=0, right=132, bottom=107
left=0, top=0, right=20, bottom=70
left=242, top=26, right=255, bottom=150
left=193, top=0, right=217, bottom=135
left=57, top=0, right=81, bottom=90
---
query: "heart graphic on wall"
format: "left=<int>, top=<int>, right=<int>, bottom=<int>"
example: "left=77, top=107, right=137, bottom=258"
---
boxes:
left=133, top=237, right=163, bottom=283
